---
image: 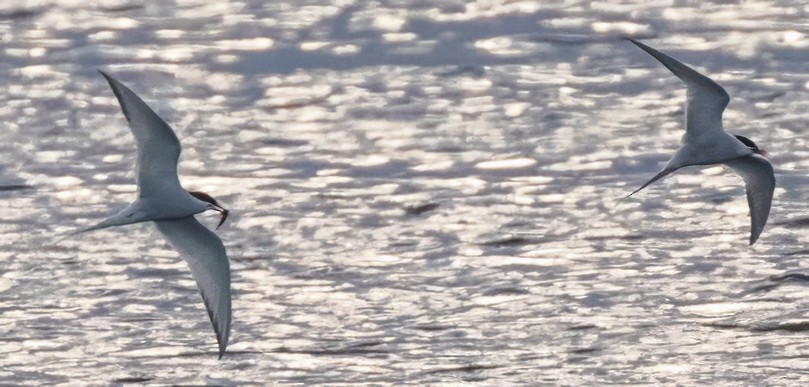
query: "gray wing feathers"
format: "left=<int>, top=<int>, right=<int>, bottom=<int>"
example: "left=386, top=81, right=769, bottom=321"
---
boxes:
left=99, top=70, right=183, bottom=197
left=626, top=38, right=730, bottom=142
left=724, top=154, right=775, bottom=245
left=154, top=216, right=231, bottom=358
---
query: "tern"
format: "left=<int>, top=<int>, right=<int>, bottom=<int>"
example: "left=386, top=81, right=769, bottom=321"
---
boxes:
left=75, top=70, right=232, bottom=358
left=626, top=38, right=775, bottom=245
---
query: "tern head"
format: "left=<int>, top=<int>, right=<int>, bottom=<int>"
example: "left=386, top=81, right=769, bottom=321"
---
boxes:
left=734, top=135, right=768, bottom=157
left=189, top=191, right=229, bottom=229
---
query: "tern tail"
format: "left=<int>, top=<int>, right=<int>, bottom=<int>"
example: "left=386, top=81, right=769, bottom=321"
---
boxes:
left=626, top=167, right=678, bottom=199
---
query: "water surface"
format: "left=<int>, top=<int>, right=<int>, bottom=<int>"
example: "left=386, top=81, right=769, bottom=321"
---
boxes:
left=4, top=0, right=809, bottom=384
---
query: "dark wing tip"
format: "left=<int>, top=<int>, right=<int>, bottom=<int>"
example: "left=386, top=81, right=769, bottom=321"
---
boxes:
left=742, top=157, right=774, bottom=247
left=625, top=38, right=662, bottom=60
left=98, top=69, right=118, bottom=86
left=206, top=298, right=229, bottom=359
left=200, top=290, right=230, bottom=359
left=97, top=70, right=135, bottom=122
left=749, top=220, right=765, bottom=245
left=748, top=207, right=768, bottom=246
left=625, top=37, right=647, bottom=50
left=211, top=312, right=228, bottom=359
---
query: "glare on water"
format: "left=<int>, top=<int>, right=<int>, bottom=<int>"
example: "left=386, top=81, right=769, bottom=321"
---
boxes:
left=4, top=0, right=809, bottom=385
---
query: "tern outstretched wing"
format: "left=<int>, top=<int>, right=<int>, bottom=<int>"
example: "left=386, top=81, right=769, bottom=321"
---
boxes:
left=627, top=38, right=730, bottom=143
left=99, top=70, right=183, bottom=198
left=724, top=154, right=775, bottom=245
left=154, top=216, right=231, bottom=358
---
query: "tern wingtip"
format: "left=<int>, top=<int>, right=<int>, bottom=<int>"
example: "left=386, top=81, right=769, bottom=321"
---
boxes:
left=625, top=37, right=649, bottom=50
left=749, top=230, right=761, bottom=245
left=216, top=332, right=228, bottom=359
left=97, top=70, right=120, bottom=89
left=97, top=70, right=126, bottom=90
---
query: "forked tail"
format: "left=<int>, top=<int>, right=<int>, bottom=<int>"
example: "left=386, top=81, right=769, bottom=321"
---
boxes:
left=625, top=167, right=677, bottom=199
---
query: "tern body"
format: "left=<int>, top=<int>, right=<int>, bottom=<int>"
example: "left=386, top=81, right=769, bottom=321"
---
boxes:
left=76, top=71, right=231, bottom=358
left=79, top=195, right=210, bottom=233
left=626, top=38, right=775, bottom=245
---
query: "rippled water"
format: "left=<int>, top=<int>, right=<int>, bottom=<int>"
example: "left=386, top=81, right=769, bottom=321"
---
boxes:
left=6, top=0, right=809, bottom=384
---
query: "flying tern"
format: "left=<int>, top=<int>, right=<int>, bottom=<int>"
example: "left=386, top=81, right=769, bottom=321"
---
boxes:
left=626, top=38, right=775, bottom=245
left=75, top=70, right=232, bottom=358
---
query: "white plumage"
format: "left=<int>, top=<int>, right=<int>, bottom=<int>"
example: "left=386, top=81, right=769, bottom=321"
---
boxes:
left=627, top=38, right=775, bottom=245
left=76, top=71, right=232, bottom=357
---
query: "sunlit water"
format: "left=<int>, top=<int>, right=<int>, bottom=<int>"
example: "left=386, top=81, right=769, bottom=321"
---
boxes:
left=5, top=0, right=809, bottom=384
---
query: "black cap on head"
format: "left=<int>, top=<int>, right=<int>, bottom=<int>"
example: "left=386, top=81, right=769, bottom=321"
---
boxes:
left=189, top=191, right=220, bottom=207
left=734, top=135, right=759, bottom=152
left=189, top=191, right=229, bottom=229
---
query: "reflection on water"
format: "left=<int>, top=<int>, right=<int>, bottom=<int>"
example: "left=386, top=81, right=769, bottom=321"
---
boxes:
left=4, top=0, right=809, bottom=384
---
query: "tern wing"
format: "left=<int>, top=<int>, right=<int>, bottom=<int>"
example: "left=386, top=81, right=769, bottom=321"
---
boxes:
left=99, top=70, right=183, bottom=198
left=154, top=216, right=231, bottom=358
left=627, top=38, right=730, bottom=143
left=724, top=154, right=775, bottom=245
